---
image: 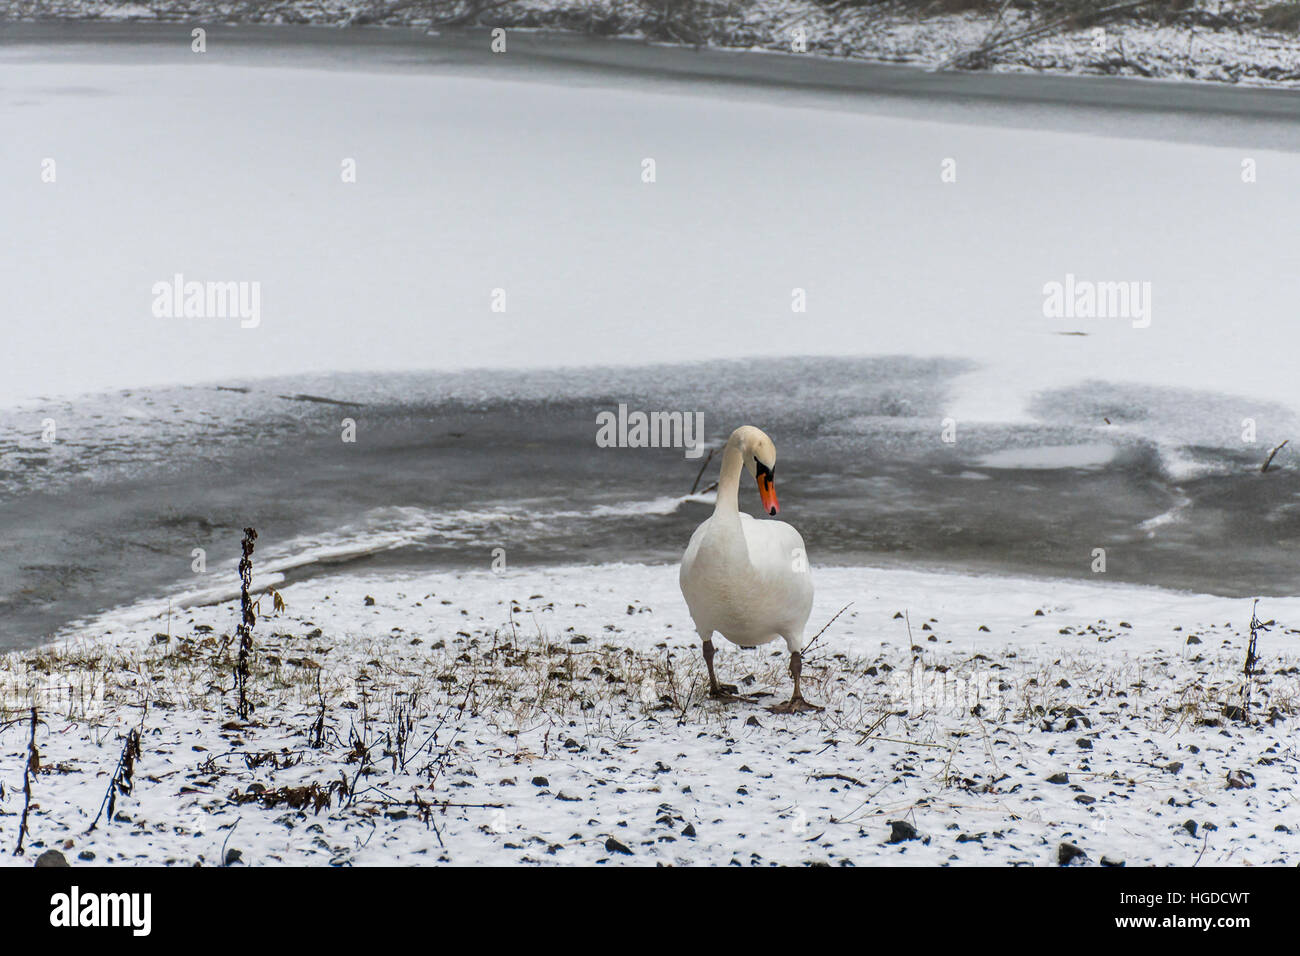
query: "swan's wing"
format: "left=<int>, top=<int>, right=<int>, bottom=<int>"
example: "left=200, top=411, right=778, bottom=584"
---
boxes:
left=680, top=518, right=710, bottom=580
left=679, top=517, right=714, bottom=633
left=737, top=515, right=814, bottom=634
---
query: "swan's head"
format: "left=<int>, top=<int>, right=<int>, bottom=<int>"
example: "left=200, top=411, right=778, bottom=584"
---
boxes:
left=732, top=425, right=779, bottom=517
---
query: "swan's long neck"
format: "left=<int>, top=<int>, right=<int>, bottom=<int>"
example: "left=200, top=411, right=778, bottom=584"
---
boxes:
left=713, top=439, right=745, bottom=519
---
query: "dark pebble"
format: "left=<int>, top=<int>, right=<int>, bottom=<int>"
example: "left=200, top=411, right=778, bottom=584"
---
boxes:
left=1058, top=842, right=1087, bottom=866
left=605, top=837, right=634, bottom=855
left=887, top=820, right=919, bottom=844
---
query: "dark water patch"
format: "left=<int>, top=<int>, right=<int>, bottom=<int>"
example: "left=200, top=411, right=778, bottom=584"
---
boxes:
left=3, top=356, right=1300, bottom=649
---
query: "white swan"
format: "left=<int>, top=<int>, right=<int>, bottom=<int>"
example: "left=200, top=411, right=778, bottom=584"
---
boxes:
left=679, top=425, right=819, bottom=712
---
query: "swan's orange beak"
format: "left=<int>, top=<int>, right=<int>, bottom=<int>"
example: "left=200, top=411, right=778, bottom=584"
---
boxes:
left=757, top=472, right=779, bottom=517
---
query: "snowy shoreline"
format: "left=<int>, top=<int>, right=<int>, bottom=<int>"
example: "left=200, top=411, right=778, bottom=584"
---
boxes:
left=3, top=0, right=1299, bottom=89
left=3, top=562, right=1297, bottom=866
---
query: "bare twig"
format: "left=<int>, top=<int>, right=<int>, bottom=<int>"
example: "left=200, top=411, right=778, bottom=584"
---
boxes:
left=1261, top=439, right=1288, bottom=473
left=309, top=669, right=327, bottom=749
left=689, top=447, right=715, bottom=495
left=12, top=707, right=38, bottom=856
left=435, top=0, right=520, bottom=27
left=1245, top=599, right=1268, bottom=678
left=234, top=527, right=257, bottom=720
left=86, top=727, right=142, bottom=833
left=802, top=602, right=854, bottom=657
left=1193, top=829, right=1210, bottom=866
left=938, top=0, right=1164, bottom=70
left=981, top=0, right=1017, bottom=47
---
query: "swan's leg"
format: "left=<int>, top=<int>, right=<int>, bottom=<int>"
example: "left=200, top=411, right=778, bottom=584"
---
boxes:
left=701, top=638, right=744, bottom=701
left=768, top=650, right=823, bottom=714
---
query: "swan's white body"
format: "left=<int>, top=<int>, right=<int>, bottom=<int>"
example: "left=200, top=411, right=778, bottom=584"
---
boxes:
left=680, top=511, right=813, bottom=652
left=679, top=426, right=813, bottom=655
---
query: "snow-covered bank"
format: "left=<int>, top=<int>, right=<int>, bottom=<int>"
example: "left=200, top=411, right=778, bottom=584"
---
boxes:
left=3, top=563, right=1297, bottom=866
left=4, top=0, right=1299, bottom=88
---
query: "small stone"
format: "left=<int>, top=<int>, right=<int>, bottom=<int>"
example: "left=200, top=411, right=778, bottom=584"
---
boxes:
left=887, top=820, right=919, bottom=844
left=1165, top=761, right=1184, bottom=774
left=34, top=850, right=68, bottom=868
left=1058, top=842, right=1087, bottom=866
left=364, top=596, right=375, bottom=606
left=224, top=848, right=243, bottom=866
left=1100, top=856, right=1125, bottom=867
left=604, top=837, right=633, bottom=855
left=682, top=824, right=696, bottom=838
left=1182, top=820, right=1198, bottom=837
left=531, top=776, right=549, bottom=787
left=1046, top=772, right=1069, bottom=784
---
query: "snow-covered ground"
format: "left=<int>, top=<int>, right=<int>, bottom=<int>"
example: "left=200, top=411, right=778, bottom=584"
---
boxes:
left=3, top=563, right=1297, bottom=866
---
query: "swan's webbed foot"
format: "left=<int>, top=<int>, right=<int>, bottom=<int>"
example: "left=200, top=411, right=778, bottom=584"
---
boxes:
left=709, top=683, right=749, bottom=703
left=766, top=650, right=823, bottom=714
left=711, top=690, right=749, bottom=703
left=701, top=639, right=749, bottom=703
left=767, top=695, right=824, bottom=714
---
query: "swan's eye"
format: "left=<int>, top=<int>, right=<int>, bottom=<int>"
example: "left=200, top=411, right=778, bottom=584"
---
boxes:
left=755, top=461, right=774, bottom=481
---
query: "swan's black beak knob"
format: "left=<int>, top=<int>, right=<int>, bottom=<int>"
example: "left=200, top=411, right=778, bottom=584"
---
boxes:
left=756, top=467, right=779, bottom=517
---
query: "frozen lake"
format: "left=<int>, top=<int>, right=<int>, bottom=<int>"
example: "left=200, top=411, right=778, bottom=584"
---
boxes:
left=3, top=22, right=1300, bottom=422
